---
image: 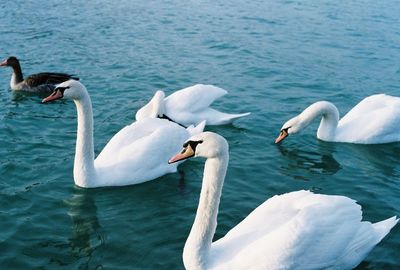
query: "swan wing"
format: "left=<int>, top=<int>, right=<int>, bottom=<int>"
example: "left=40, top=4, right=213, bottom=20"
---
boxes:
left=164, top=84, right=227, bottom=113
left=94, top=118, right=189, bottom=186
left=164, top=84, right=250, bottom=126
left=337, top=94, right=400, bottom=143
left=210, top=190, right=396, bottom=270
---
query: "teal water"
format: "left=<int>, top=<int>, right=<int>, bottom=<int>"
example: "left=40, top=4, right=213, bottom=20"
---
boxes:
left=1, top=0, right=399, bottom=269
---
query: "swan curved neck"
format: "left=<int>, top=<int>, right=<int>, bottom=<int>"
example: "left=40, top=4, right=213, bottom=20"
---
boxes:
left=73, top=93, right=96, bottom=187
left=300, top=101, right=339, bottom=141
left=183, top=153, right=228, bottom=270
left=10, top=63, right=23, bottom=89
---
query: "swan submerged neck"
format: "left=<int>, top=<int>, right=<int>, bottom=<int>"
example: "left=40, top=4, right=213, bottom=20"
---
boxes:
left=135, top=90, right=166, bottom=121
left=73, top=91, right=96, bottom=187
left=183, top=150, right=229, bottom=270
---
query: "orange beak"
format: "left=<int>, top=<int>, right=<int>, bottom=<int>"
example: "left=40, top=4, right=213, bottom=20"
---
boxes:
left=169, top=152, right=189, bottom=164
left=42, top=90, right=63, bottom=103
left=275, top=129, right=288, bottom=144
left=168, top=144, right=195, bottom=164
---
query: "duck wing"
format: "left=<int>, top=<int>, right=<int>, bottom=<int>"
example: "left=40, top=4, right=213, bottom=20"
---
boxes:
left=25, top=72, right=79, bottom=87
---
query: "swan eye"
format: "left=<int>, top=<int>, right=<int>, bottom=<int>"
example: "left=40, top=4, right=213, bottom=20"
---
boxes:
left=182, top=140, right=204, bottom=153
left=54, top=86, right=70, bottom=94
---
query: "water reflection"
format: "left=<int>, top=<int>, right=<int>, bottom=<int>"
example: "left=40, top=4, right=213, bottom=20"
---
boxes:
left=64, top=187, right=105, bottom=269
left=345, top=143, right=400, bottom=178
left=10, top=91, right=43, bottom=103
left=276, top=141, right=342, bottom=180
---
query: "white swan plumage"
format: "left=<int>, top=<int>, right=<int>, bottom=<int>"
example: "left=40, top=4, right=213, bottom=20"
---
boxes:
left=42, top=79, right=205, bottom=188
left=136, top=84, right=250, bottom=127
left=169, top=132, right=398, bottom=270
left=276, top=94, right=400, bottom=144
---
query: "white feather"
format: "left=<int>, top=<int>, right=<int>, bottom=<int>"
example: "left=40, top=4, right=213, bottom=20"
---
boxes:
left=136, top=84, right=250, bottom=126
left=180, top=132, right=398, bottom=270
left=47, top=80, right=204, bottom=188
left=279, top=94, right=400, bottom=144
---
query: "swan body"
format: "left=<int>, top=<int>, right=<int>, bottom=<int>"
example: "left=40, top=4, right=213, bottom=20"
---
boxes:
left=169, top=132, right=398, bottom=270
left=276, top=94, right=400, bottom=144
left=42, top=80, right=204, bottom=188
left=0, top=56, right=79, bottom=93
left=136, top=84, right=250, bottom=127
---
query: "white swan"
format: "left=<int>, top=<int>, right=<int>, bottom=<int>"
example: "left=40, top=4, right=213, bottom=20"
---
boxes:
left=42, top=80, right=205, bottom=188
left=136, top=84, right=250, bottom=127
left=275, top=94, right=400, bottom=144
left=169, top=132, right=398, bottom=270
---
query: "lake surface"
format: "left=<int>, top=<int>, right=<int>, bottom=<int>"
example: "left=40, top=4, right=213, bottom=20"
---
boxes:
left=0, top=0, right=399, bottom=269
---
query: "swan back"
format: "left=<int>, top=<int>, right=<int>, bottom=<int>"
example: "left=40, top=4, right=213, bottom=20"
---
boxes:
left=93, top=118, right=205, bottom=187
left=209, top=190, right=397, bottom=269
left=136, top=84, right=250, bottom=126
left=336, top=94, right=400, bottom=143
left=165, top=84, right=227, bottom=113
left=165, top=84, right=250, bottom=126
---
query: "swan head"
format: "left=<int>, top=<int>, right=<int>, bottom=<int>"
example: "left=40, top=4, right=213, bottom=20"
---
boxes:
left=168, top=132, right=228, bottom=163
left=42, top=79, right=87, bottom=103
left=275, top=116, right=303, bottom=143
left=0, top=56, right=20, bottom=68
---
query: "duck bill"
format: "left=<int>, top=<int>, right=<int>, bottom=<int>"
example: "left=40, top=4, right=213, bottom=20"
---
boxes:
left=275, top=130, right=288, bottom=144
left=168, top=145, right=195, bottom=164
left=0, top=59, right=7, bottom=67
left=42, top=90, right=63, bottom=103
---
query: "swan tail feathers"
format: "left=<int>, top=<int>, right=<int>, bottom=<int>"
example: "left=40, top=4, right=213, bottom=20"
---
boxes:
left=334, top=216, right=398, bottom=269
left=372, top=216, right=398, bottom=243
left=187, top=120, right=206, bottom=136
left=212, top=112, right=251, bottom=125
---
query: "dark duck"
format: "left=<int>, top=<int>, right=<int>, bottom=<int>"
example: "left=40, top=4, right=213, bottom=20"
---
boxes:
left=0, top=56, right=79, bottom=93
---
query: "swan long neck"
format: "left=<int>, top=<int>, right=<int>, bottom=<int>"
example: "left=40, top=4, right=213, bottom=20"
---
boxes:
left=10, top=63, right=23, bottom=89
left=73, top=92, right=96, bottom=187
left=300, top=101, right=339, bottom=141
left=183, top=152, right=228, bottom=270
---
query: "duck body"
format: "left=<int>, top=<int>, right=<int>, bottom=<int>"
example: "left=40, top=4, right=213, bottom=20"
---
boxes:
left=276, top=94, right=400, bottom=144
left=169, top=132, right=398, bottom=270
left=42, top=80, right=204, bottom=188
left=1, top=56, right=78, bottom=93
left=136, top=84, right=250, bottom=127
